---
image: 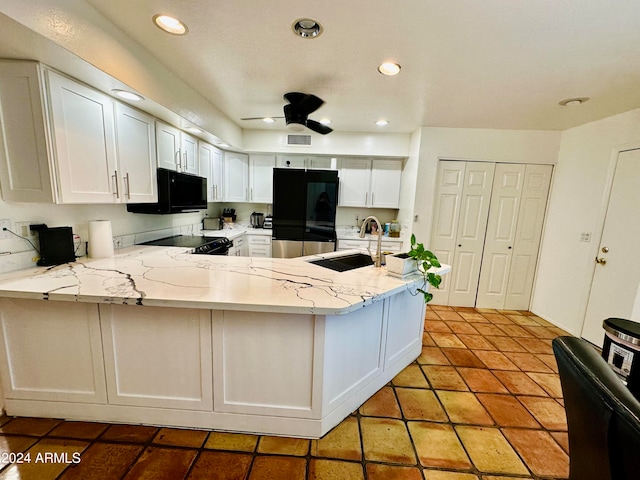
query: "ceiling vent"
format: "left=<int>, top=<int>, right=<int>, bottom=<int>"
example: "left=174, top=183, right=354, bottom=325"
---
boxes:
left=286, top=134, right=312, bottom=146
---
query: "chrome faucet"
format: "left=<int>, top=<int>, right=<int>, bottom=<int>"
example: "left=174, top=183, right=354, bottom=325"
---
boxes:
left=359, top=215, right=383, bottom=267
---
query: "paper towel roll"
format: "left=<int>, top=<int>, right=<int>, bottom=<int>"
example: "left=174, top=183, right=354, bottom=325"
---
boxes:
left=88, top=220, right=114, bottom=258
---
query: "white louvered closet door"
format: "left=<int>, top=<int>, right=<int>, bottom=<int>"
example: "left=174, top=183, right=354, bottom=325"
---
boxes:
left=430, top=161, right=495, bottom=306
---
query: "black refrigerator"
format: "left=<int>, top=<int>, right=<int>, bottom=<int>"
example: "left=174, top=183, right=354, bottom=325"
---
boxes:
left=272, top=168, right=339, bottom=258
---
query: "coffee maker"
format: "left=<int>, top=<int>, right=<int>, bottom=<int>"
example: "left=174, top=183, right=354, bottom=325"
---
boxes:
left=31, top=224, right=76, bottom=266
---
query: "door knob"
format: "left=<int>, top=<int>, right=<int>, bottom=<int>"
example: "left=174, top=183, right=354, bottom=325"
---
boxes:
left=595, top=257, right=607, bottom=265
left=601, top=246, right=609, bottom=253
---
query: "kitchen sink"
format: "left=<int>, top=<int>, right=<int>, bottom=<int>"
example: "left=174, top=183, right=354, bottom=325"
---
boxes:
left=309, top=253, right=374, bottom=272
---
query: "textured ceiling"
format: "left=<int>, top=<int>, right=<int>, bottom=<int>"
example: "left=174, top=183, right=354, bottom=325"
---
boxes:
left=2, top=0, right=640, bottom=135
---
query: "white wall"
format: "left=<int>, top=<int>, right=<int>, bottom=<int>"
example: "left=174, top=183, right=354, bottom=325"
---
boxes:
left=242, top=130, right=411, bottom=157
left=0, top=199, right=204, bottom=271
left=531, top=108, right=640, bottom=336
left=412, top=127, right=562, bottom=248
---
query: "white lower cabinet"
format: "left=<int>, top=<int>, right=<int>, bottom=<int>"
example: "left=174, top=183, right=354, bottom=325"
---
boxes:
left=248, top=234, right=272, bottom=257
left=0, top=299, right=107, bottom=403
left=337, top=238, right=402, bottom=253
left=100, top=304, right=213, bottom=411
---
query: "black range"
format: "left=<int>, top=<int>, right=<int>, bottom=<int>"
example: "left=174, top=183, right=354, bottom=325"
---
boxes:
left=139, top=235, right=232, bottom=255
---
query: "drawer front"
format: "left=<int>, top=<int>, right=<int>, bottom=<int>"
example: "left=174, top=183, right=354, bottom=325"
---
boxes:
left=337, top=239, right=369, bottom=250
left=247, top=235, right=271, bottom=246
left=380, top=241, right=402, bottom=253
left=249, top=246, right=271, bottom=257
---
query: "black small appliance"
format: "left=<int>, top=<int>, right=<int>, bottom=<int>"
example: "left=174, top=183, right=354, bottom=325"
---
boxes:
left=32, top=225, right=76, bottom=266
left=127, top=168, right=208, bottom=214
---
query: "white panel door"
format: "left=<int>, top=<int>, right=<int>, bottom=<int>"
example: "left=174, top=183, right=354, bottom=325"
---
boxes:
left=114, top=103, right=157, bottom=203
left=504, top=164, right=553, bottom=310
left=582, top=149, right=640, bottom=345
left=47, top=70, right=118, bottom=203
left=476, top=164, right=526, bottom=309
left=199, top=141, right=214, bottom=201
left=430, top=161, right=465, bottom=304
left=449, top=162, right=496, bottom=306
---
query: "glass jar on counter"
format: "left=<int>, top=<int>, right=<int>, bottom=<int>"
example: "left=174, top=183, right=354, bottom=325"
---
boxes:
left=389, top=219, right=401, bottom=238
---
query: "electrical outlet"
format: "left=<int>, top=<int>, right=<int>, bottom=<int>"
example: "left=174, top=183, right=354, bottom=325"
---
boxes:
left=113, top=236, right=124, bottom=249
left=15, top=221, right=37, bottom=240
left=0, top=219, right=10, bottom=239
left=580, top=232, right=592, bottom=242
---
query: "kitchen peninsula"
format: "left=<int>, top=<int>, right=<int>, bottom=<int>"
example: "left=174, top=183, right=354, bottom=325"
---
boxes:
left=0, top=246, right=449, bottom=438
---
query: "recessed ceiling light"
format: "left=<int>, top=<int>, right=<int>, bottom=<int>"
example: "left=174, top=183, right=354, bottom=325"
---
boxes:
left=153, top=14, right=188, bottom=35
left=559, top=97, right=590, bottom=107
left=112, top=89, right=143, bottom=101
left=375, top=120, right=389, bottom=126
left=319, top=118, right=332, bottom=125
left=185, top=126, right=203, bottom=134
left=262, top=117, right=276, bottom=123
left=378, top=62, right=401, bottom=76
left=292, top=18, right=323, bottom=38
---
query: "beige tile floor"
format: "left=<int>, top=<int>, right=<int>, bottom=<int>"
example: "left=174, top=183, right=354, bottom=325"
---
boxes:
left=0, top=306, right=572, bottom=479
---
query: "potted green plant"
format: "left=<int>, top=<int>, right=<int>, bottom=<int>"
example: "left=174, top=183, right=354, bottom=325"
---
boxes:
left=386, top=234, right=442, bottom=303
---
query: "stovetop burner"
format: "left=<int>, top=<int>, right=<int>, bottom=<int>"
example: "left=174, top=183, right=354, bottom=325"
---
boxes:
left=138, top=235, right=231, bottom=255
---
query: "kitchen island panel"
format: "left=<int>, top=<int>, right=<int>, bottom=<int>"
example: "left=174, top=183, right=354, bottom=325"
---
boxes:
left=0, top=298, right=106, bottom=404
left=322, top=301, right=385, bottom=412
left=212, top=310, right=322, bottom=419
left=384, top=289, right=427, bottom=370
left=100, top=304, right=213, bottom=411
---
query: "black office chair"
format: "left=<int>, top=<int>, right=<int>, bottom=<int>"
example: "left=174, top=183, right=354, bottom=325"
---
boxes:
left=553, top=336, right=640, bottom=480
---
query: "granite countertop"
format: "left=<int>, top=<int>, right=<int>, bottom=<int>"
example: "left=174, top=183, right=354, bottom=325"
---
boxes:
left=202, top=224, right=404, bottom=242
left=0, top=246, right=450, bottom=315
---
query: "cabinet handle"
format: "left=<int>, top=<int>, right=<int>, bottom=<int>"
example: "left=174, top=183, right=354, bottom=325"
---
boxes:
left=183, top=151, right=187, bottom=171
left=245, top=188, right=248, bottom=201
left=175, top=150, right=181, bottom=171
left=213, top=185, right=217, bottom=200
left=365, top=192, right=368, bottom=205
left=250, top=188, right=253, bottom=201
left=124, top=172, right=131, bottom=199
left=112, top=171, right=119, bottom=197
left=371, top=192, right=375, bottom=205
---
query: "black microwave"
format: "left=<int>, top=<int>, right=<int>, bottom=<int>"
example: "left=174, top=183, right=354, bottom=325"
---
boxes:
left=127, top=168, right=208, bottom=214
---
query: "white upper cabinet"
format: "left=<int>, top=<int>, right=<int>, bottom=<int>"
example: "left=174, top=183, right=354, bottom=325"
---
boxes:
left=224, top=153, right=275, bottom=203
left=0, top=61, right=55, bottom=203
left=370, top=160, right=402, bottom=208
left=224, top=152, right=249, bottom=202
left=0, top=60, right=158, bottom=204
left=249, top=154, right=276, bottom=203
left=47, top=70, right=118, bottom=203
left=114, top=103, right=158, bottom=203
left=339, top=158, right=402, bottom=208
left=199, top=141, right=224, bottom=202
left=156, top=122, right=198, bottom=174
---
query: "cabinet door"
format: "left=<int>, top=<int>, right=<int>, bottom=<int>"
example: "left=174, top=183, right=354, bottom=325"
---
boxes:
left=100, top=305, right=213, bottom=411
left=476, top=164, right=526, bottom=309
left=156, top=122, right=180, bottom=171
left=0, top=61, right=55, bottom=203
left=249, top=154, right=276, bottom=203
left=181, top=132, right=199, bottom=174
left=0, top=299, right=106, bottom=404
left=224, top=152, right=249, bottom=202
left=114, top=103, right=157, bottom=203
left=47, top=70, right=118, bottom=203
left=370, top=159, right=402, bottom=208
left=199, top=142, right=224, bottom=201
left=309, top=157, right=337, bottom=170
left=504, top=164, right=552, bottom=310
left=339, top=158, right=372, bottom=207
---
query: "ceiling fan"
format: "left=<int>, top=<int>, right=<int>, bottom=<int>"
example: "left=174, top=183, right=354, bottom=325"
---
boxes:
left=241, top=92, right=333, bottom=135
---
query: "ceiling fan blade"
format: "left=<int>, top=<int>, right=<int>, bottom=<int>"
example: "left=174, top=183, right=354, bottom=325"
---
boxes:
left=305, top=119, right=333, bottom=135
left=284, top=92, right=324, bottom=115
